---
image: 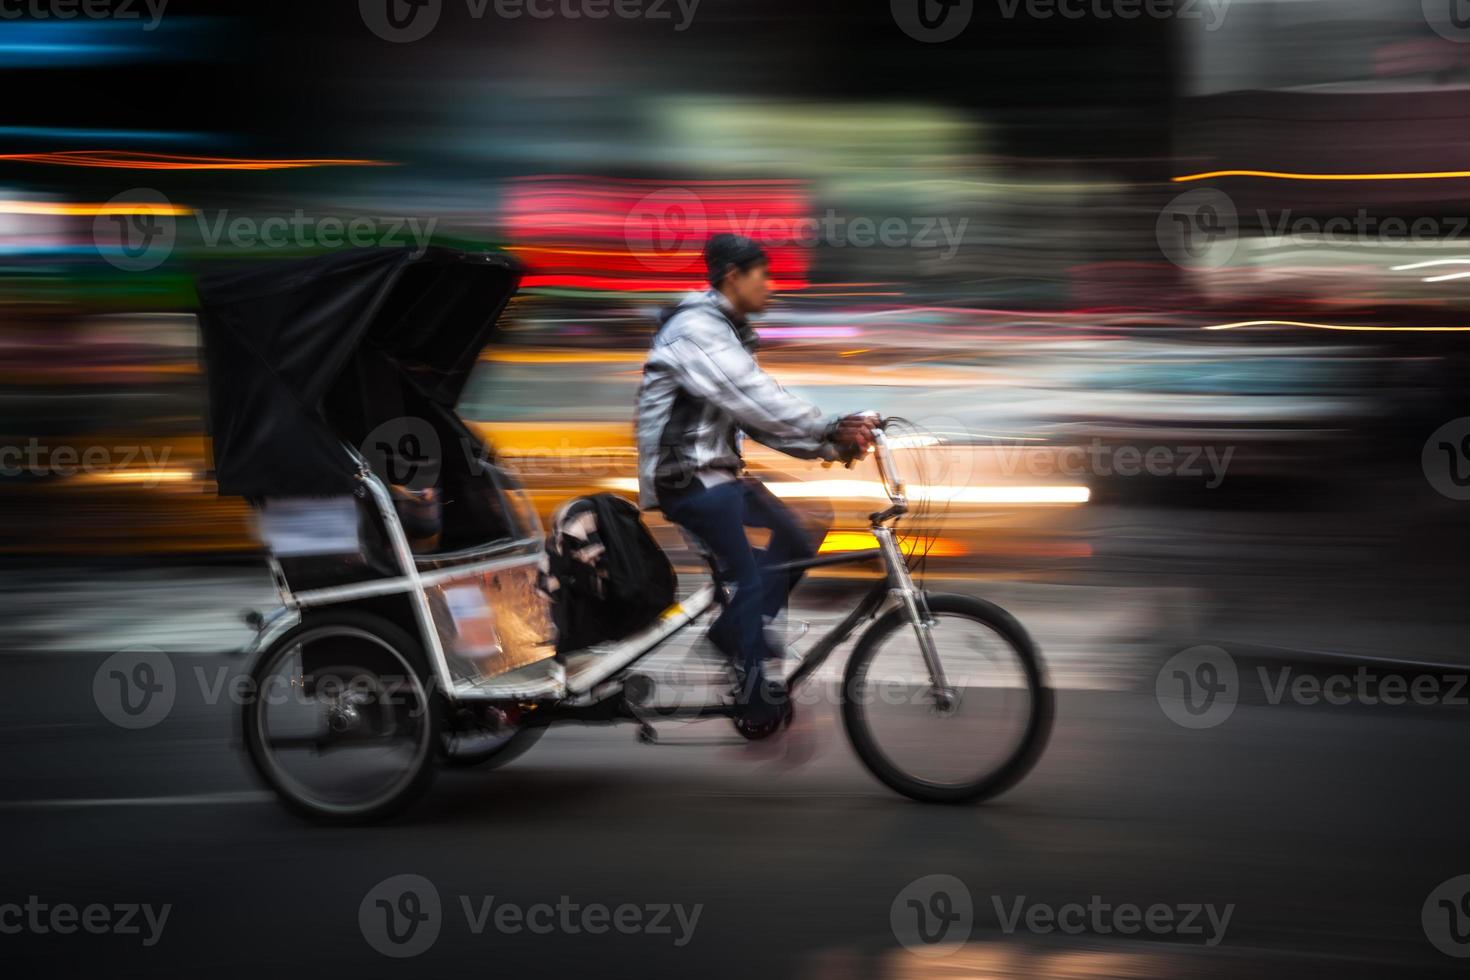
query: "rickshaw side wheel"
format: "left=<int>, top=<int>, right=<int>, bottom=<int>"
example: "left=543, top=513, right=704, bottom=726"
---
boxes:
left=243, top=609, right=442, bottom=826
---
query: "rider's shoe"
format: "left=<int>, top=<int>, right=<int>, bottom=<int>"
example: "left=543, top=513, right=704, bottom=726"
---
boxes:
left=733, top=668, right=788, bottom=730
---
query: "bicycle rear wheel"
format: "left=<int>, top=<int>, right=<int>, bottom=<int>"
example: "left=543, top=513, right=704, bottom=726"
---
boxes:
left=841, top=593, right=1053, bottom=803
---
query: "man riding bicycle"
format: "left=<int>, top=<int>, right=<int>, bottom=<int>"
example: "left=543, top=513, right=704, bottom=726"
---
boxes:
left=635, top=233, right=877, bottom=727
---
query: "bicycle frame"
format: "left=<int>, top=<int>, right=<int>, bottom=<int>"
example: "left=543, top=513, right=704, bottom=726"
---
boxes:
left=538, top=426, right=946, bottom=725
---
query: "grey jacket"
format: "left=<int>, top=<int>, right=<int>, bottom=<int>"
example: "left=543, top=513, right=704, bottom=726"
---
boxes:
left=635, top=290, right=838, bottom=510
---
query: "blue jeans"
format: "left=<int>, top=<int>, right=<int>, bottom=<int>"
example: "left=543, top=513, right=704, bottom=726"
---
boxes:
left=661, top=478, right=819, bottom=681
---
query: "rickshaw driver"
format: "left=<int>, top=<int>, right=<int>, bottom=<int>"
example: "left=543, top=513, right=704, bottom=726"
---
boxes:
left=635, top=233, right=877, bottom=728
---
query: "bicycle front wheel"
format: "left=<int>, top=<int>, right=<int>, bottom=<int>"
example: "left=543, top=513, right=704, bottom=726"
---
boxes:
left=841, top=593, right=1053, bottom=804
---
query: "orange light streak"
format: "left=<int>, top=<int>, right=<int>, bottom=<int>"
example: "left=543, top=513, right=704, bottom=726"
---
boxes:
left=0, top=150, right=392, bottom=171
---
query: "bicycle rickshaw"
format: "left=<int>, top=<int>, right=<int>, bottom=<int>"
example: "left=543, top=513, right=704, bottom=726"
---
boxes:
left=198, top=246, right=1054, bottom=824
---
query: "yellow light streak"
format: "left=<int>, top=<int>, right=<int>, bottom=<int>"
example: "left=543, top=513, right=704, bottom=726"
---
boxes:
left=817, top=530, right=966, bottom=557
left=599, top=478, right=1088, bottom=505
left=0, top=200, right=193, bottom=216
left=79, top=470, right=196, bottom=484
left=1174, top=169, right=1470, bottom=182
left=1204, top=319, right=1470, bottom=333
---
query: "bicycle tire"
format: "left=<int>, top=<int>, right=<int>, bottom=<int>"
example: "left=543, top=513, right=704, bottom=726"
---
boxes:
left=841, top=592, right=1053, bottom=804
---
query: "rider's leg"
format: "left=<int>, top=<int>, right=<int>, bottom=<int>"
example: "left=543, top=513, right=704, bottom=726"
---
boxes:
left=661, top=482, right=771, bottom=688
left=737, top=479, right=821, bottom=622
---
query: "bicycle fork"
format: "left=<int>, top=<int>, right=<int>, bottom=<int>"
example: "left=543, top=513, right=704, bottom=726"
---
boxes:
left=871, top=525, right=956, bottom=711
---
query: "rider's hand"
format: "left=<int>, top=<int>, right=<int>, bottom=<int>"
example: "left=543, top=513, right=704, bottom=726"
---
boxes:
left=831, top=414, right=877, bottom=463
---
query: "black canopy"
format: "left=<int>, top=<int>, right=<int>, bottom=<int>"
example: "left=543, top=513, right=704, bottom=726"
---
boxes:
left=197, top=247, right=521, bottom=497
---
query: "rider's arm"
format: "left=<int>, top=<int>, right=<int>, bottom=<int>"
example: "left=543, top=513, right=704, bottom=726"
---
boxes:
left=660, top=312, right=842, bottom=459
left=744, top=423, right=835, bottom=460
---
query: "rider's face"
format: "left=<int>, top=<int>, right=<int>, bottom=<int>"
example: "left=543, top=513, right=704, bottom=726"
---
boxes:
left=724, top=261, right=773, bottom=315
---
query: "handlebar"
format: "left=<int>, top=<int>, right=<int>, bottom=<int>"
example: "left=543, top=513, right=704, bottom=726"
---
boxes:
left=825, top=413, right=908, bottom=517
left=870, top=425, right=907, bottom=508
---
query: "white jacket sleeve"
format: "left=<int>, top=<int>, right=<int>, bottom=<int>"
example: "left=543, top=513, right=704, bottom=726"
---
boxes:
left=661, top=312, right=836, bottom=455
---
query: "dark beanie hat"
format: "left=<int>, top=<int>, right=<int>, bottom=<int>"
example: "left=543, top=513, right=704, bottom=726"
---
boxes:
left=704, top=233, right=769, bottom=285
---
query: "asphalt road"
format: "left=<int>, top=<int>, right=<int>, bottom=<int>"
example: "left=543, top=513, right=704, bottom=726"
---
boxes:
left=4, top=489, right=1470, bottom=976
left=3, top=636, right=1470, bottom=978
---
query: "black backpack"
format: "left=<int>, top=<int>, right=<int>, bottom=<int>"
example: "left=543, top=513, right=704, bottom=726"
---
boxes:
left=541, top=493, right=677, bottom=654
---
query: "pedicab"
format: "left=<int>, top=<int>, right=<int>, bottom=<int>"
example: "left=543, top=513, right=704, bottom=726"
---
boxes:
left=197, top=246, right=1053, bottom=824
